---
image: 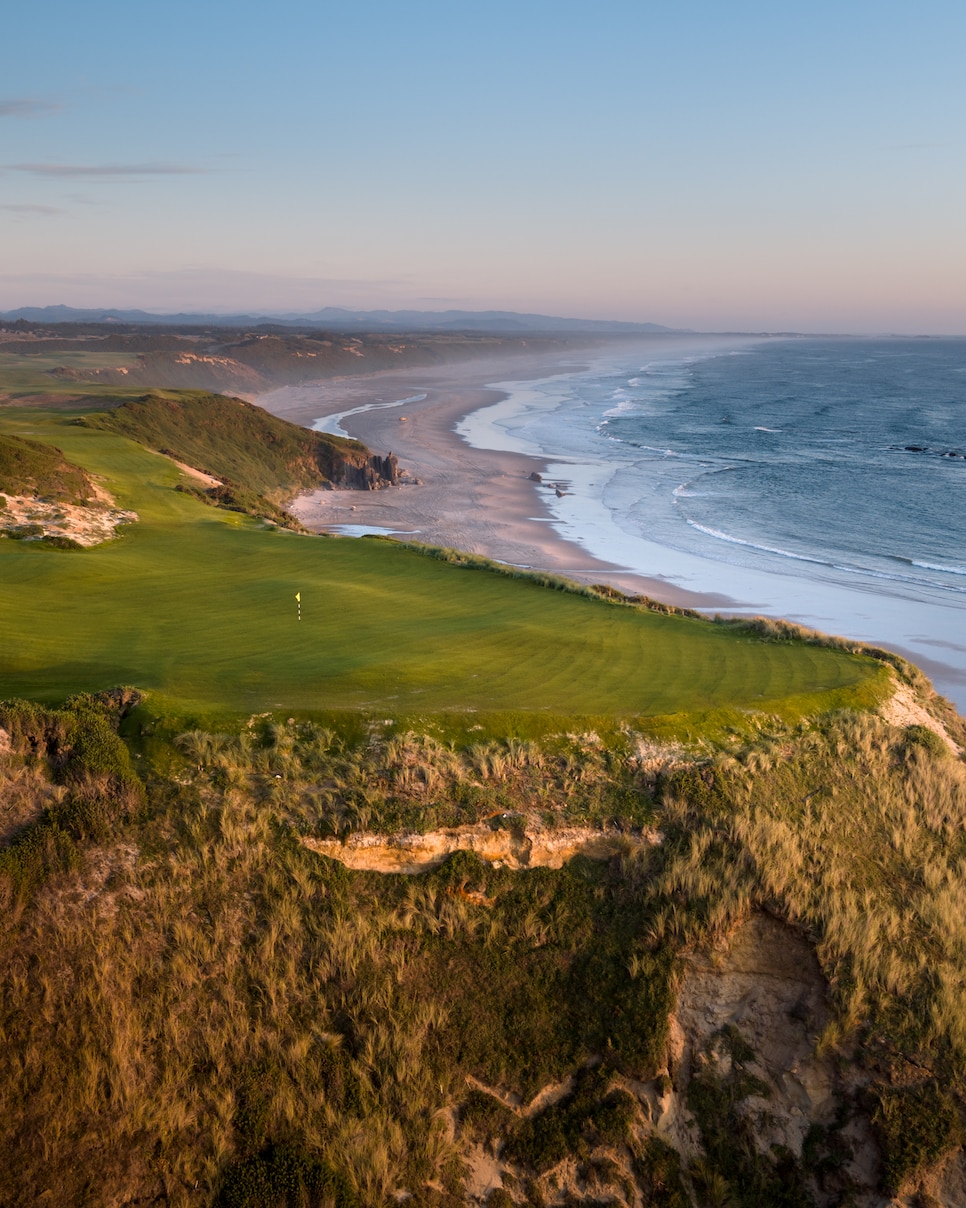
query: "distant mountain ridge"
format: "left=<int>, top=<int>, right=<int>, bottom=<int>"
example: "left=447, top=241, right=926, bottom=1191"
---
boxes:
left=0, top=304, right=674, bottom=335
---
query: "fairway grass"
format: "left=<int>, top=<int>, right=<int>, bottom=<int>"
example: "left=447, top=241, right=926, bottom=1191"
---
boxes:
left=0, top=405, right=887, bottom=729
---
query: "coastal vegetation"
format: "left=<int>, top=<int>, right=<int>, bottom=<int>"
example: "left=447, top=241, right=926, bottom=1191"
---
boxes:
left=2, top=693, right=966, bottom=1205
left=83, top=391, right=395, bottom=501
left=2, top=370, right=966, bottom=1204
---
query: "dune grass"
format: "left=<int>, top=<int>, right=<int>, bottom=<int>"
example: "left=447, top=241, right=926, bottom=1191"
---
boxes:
left=0, top=403, right=886, bottom=729
left=4, top=696, right=965, bottom=1203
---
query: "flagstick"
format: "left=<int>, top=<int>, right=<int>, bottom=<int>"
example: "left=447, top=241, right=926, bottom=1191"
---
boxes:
left=296, top=591, right=301, bottom=622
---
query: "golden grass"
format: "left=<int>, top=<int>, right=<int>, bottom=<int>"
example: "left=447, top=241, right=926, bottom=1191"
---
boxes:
left=4, top=695, right=966, bottom=1203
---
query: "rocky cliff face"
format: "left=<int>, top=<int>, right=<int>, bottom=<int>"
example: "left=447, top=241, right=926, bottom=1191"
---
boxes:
left=337, top=451, right=399, bottom=490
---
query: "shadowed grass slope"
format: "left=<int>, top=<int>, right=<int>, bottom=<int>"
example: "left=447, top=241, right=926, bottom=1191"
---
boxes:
left=0, top=432, right=96, bottom=502
left=81, top=391, right=384, bottom=503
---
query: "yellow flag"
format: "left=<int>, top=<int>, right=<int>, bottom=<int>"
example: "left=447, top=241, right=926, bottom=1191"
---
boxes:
left=295, top=592, right=301, bottom=602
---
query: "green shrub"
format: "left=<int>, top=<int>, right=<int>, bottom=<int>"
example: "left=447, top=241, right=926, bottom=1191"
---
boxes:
left=632, top=1137, right=690, bottom=1208
left=0, top=696, right=144, bottom=903
left=0, top=432, right=94, bottom=501
left=64, top=708, right=139, bottom=784
left=216, top=1144, right=359, bottom=1208
left=871, top=1082, right=962, bottom=1194
left=499, top=1067, right=636, bottom=1172
left=903, top=724, right=949, bottom=759
left=40, top=535, right=83, bottom=550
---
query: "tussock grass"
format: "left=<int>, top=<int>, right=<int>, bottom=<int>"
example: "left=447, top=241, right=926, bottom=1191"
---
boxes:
left=4, top=693, right=966, bottom=1201
left=175, top=719, right=653, bottom=835
left=0, top=707, right=677, bottom=1205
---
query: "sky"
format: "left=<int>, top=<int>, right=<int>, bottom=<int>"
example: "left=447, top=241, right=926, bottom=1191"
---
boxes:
left=2, top=0, right=964, bottom=333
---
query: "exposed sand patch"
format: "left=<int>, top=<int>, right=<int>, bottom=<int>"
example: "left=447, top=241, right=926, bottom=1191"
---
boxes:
left=669, top=914, right=883, bottom=1202
left=301, top=822, right=661, bottom=874
left=920, top=1149, right=966, bottom=1207
left=673, top=915, right=834, bottom=1142
left=0, top=493, right=138, bottom=546
left=165, top=456, right=223, bottom=487
left=462, top=1143, right=507, bottom=1202
left=880, top=679, right=961, bottom=755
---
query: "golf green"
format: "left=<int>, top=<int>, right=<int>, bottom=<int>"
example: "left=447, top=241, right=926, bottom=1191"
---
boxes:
left=0, top=407, right=883, bottom=721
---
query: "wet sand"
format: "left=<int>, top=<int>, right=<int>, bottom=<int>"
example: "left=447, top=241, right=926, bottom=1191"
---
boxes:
left=257, top=347, right=737, bottom=610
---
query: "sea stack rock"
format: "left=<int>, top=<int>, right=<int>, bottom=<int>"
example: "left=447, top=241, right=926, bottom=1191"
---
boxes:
left=340, top=452, right=400, bottom=490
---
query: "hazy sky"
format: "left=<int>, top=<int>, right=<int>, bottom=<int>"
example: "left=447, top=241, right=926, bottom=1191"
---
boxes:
left=2, top=0, right=964, bottom=332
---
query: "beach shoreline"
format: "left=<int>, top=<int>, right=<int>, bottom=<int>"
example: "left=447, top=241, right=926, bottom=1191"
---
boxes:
left=258, top=336, right=966, bottom=711
left=257, top=342, right=742, bottom=610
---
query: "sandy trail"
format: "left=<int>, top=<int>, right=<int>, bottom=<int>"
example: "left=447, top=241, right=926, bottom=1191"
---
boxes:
left=258, top=344, right=738, bottom=609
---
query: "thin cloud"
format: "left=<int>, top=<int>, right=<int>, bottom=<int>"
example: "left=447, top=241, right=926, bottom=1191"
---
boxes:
left=881, top=141, right=948, bottom=151
left=414, top=295, right=476, bottom=305
left=8, top=162, right=205, bottom=178
left=0, top=99, right=60, bottom=118
left=0, top=203, right=63, bottom=215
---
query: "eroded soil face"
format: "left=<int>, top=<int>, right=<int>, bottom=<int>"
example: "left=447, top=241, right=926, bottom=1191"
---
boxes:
left=666, top=914, right=886, bottom=1207
left=302, top=822, right=662, bottom=874
left=458, top=913, right=889, bottom=1207
left=880, top=679, right=961, bottom=755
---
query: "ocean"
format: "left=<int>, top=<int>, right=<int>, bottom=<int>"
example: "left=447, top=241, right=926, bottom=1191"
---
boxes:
left=456, top=337, right=966, bottom=710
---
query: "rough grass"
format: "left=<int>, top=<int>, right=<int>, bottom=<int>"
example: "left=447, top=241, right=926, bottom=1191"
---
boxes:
left=0, top=706, right=676, bottom=1206
left=3, top=697, right=966, bottom=1204
left=172, top=720, right=654, bottom=836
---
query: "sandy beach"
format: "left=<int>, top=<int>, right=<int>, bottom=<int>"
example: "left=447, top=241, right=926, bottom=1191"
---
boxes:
left=257, top=343, right=739, bottom=610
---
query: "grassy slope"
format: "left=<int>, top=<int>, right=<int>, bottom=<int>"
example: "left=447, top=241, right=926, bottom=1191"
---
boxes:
left=0, top=404, right=884, bottom=727
left=0, top=348, right=145, bottom=401
left=82, top=391, right=376, bottom=502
